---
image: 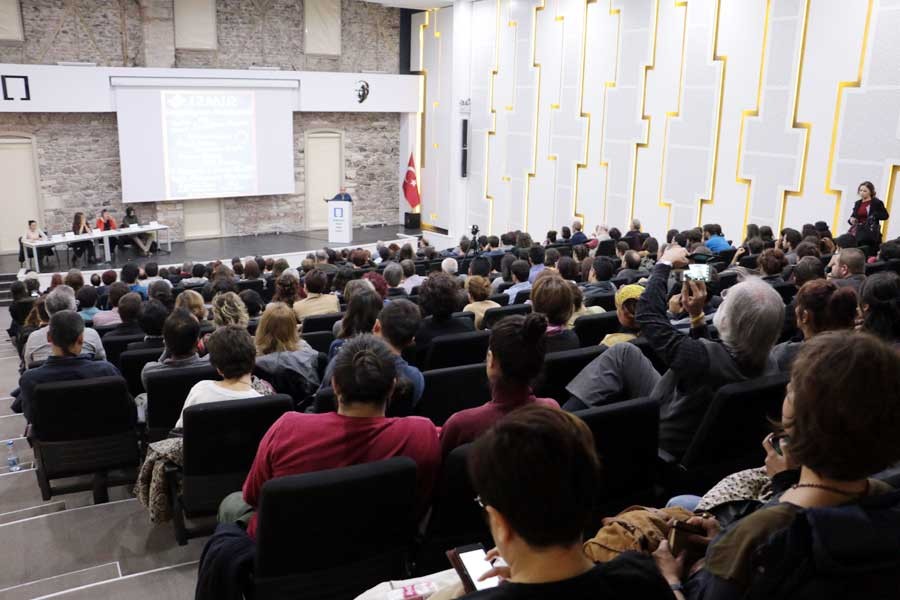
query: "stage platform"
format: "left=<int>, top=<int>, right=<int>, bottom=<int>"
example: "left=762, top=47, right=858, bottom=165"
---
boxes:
left=5, top=225, right=426, bottom=277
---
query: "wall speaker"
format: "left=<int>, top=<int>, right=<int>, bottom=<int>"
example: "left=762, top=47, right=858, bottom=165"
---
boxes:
left=404, top=212, right=421, bottom=229
left=461, top=119, right=469, bottom=178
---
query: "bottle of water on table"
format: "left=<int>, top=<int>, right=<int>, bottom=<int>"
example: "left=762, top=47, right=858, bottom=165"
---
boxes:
left=6, top=440, right=21, bottom=472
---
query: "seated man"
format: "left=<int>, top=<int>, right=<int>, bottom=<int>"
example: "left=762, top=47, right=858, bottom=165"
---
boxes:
left=527, top=245, right=546, bottom=283
left=23, top=286, right=106, bottom=366
left=293, top=268, right=339, bottom=323
left=580, top=256, right=617, bottom=299
left=106, top=292, right=144, bottom=337
left=128, top=299, right=168, bottom=350
left=319, top=299, right=425, bottom=407
left=400, top=259, right=426, bottom=294
left=140, top=308, right=209, bottom=392
left=702, top=223, right=733, bottom=253
left=829, top=247, right=866, bottom=292
left=504, top=260, right=532, bottom=305
left=462, top=406, right=672, bottom=599
left=600, top=284, right=645, bottom=347
left=616, top=250, right=649, bottom=282
left=15, top=311, right=120, bottom=421
left=383, top=262, right=408, bottom=297
left=120, top=263, right=148, bottom=300
left=92, top=282, right=130, bottom=327
left=564, top=246, right=784, bottom=459
left=219, top=335, right=440, bottom=538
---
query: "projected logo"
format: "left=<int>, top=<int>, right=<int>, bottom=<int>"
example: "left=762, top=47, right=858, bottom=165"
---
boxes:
left=355, top=80, right=370, bottom=104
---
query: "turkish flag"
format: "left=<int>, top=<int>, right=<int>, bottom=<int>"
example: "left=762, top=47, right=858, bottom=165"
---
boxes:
left=403, top=153, right=421, bottom=210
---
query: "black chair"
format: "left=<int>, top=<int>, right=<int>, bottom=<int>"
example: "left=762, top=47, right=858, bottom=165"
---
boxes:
left=573, top=312, right=621, bottom=347
left=574, top=397, right=660, bottom=518
left=30, top=376, right=139, bottom=504
left=512, top=289, right=531, bottom=304
left=596, top=239, right=617, bottom=257
left=422, top=330, right=491, bottom=371
left=166, top=394, right=293, bottom=545
left=488, top=292, right=508, bottom=306
left=144, top=364, right=220, bottom=439
left=482, top=303, right=531, bottom=329
left=415, top=444, right=491, bottom=574
left=119, top=347, right=165, bottom=396
left=254, top=458, right=418, bottom=600
left=237, top=279, right=265, bottom=294
left=739, top=254, right=759, bottom=269
left=718, top=271, right=739, bottom=291
left=102, top=334, right=147, bottom=368
left=533, top=345, right=605, bottom=404
left=629, top=336, right=668, bottom=374
left=770, top=281, right=798, bottom=304
left=416, top=364, right=490, bottom=426
left=715, top=248, right=737, bottom=265
left=583, top=291, right=616, bottom=311
left=301, top=312, right=344, bottom=334
left=451, top=311, right=476, bottom=323
left=497, top=281, right=514, bottom=293
left=253, top=360, right=320, bottom=411
left=301, top=331, right=335, bottom=353
left=93, top=324, right=119, bottom=338
left=864, top=261, right=890, bottom=275
left=660, top=372, right=790, bottom=495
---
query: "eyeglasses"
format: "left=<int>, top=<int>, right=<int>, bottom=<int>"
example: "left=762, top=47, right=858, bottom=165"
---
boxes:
left=474, top=496, right=485, bottom=510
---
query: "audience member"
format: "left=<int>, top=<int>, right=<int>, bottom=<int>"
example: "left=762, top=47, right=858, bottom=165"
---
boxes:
left=140, top=309, right=209, bottom=392
left=239, top=290, right=264, bottom=320
left=106, top=292, right=144, bottom=337
left=791, top=256, right=825, bottom=287
left=416, top=271, right=473, bottom=350
left=331, top=288, right=383, bottom=358
left=148, top=280, right=175, bottom=312
left=254, top=302, right=320, bottom=398
left=564, top=246, right=783, bottom=458
left=491, top=253, right=518, bottom=293
left=219, top=334, right=440, bottom=538
left=581, top=256, right=617, bottom=301
left=383, top=262, right=407, bottom=298
left=464, top=406, right=672, bottom=599
left=64, top=269, right=84, bottom=293
left=15, top=311, right=120, bottom=420
left=527, top=246, right=546, bottom=283
left=758, top=248, right=788, bottom=283
left=858, top=272, right=900, bottom=346
left=175, top=326, right=273, bottom=429
left=600, top=284, right=645, bottom=347
left=830, top=248, right=866, bottom=292
left=181, top=263, right=209, bottom=286
left=400, top=259, right=426, bottom=294
left=92, top=282, right=130, bottom=327
left=702, top=224, right=732, bottom=253
left=174, top=289, right=208, bottom=325
left=464, top=275, right=501, bottom=329
left=530, top=272, right=579, bottom=353
left=131, top=299, right=168, bottom=350
left=779, top=228, right=802, bottom=264
left=293, top=269, right=339, bottom=322
left=567, top=282, right=603, bottom=327
left=504, top=260, right=532, bottom=305
left=272, top=272, right=301, bottom=306
left=120, top=263, right=148, bottom=300
left=76, top=286, right=99, bottom=322
left=617, top=250, right=649, bottom=281
left=441, top=313, right=558, bottom=455
left=23, top=286, right=106, bottom=366
left=363, top=271, right=389, bottom=300
left=569, top=220, right=588, bottom=245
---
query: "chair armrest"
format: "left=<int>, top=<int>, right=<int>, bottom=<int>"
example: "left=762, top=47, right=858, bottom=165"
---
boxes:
left=657, top=447, right=679, bottom=465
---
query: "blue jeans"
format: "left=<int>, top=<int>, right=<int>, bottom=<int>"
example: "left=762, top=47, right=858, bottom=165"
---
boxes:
left=666, top=494, right=701, bottom=513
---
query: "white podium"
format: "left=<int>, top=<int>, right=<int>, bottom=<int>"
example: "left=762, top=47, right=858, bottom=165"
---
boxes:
left=327, top=198, right=353, bottom=244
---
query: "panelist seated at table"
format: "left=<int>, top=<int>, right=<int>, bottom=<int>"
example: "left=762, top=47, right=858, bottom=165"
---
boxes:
left=95, top=208, right=118, bottom=254
left=19, top=220, right=53, bottom=266
left=121, top=206, right=153, bottom=256
left=70, top=212, right=97, bottom=266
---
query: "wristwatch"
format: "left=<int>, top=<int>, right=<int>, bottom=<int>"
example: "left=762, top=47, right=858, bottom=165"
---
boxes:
left=670, top=582, right=684, bottom=593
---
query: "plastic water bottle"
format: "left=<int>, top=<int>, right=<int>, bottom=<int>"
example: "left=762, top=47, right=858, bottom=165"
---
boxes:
left=6, top=440, right=20, bottom=472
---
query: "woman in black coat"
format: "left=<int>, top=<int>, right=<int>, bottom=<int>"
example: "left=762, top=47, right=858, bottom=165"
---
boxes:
left=849, top=181, right=889, bottom=246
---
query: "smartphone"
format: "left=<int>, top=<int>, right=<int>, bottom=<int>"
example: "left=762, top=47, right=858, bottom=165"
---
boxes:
left=446, top=544, right=503, bottom=593
left=685, top=264, right=711, bottom=282
left=668, top=520, right=706, bottom=557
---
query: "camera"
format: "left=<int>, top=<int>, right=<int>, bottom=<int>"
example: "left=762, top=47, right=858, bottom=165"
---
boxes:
left=470, top=224, right=480, bottom=237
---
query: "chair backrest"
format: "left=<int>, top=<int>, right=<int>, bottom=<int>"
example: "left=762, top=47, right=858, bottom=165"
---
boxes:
left=718, top=271, right=739, bottom=291
left=629, top=336, right=668, bottom=374
left=144, top=364, right=220, bottom=433
left=181, top=394, right=293, bottom=513
left=423, top=330, right=491, bottom=371
left=301, top=312, right=344, bottom=334
left=596, top=239, right=617, bottom=257
left=497, top=281, right=514, bottom=293
left=102, top=334, right=147, bottom=368
left=237, top=279, right=265, bottom=293
left=253, top=362, right=317, bottom=411
left=482, top=304, right=531, bottom=329
left=416, top=363, right=490, bottom=426
left=583, top=291, right=616, bottom=311
left=532, top=345, right=605, bottom=403
left=716, top=248, right=737, bottom=265
left=573, top=312, right=621, bottom=347
left=739, top=254, right=759, bottom=269
left=681, top=373, right=790, bottom=476
left=770, top=281, right=798, bottom=304
left=574, top=398, right=659, bottom=505
left=301, top=331, right=335, bottom=353
left=254, top=457, right=418, bottom=599
left=31, top=376, right=135, bottom=441
left=512, top=289, right=531, bottom=304
left=119, top=347, right=166, bottom=396
left=93, top=324, right=118, bottom=338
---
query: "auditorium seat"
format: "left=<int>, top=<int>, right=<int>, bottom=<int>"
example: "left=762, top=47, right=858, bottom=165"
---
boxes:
left=253, top=353, right=327, bottom=411
left=254, top=458, right=418, bottom=600
left=93, top=324, right=119, bottom=338
left=301, top=312, right=343, bottom=334
left=119, top=347, right=166, bottom=396
left=300, top=331, right=335, bottom=353
left=102, top=334, right=147, bottom=368
left=629, top=337, right=668, bottom=374
left=738, top=254, right=759, bottom=269
left=30, top=376, right=139, bottom=504
left=770, top=281, right=798, bottom=304
left=144, top=364, right=220, bottom=440
left=237, top=279, right=265, bottom=294
left=166, top=395, right=293, bottom=545
left=482, top=303, right=532, bottom=329
left=532, top=345, right=605, bottom=404
left=573, top=311, right=621, bottom=347
left=715, top=248, right=737, bottom=265
left=596, top=239, right=617, bottom=257
left=415, top=364, right=491, bottom=426
left=583, top=291, right=616, bottom=311
left=422, top=330, right=491, bottom=371
left=718, top=271, right=739, bottom=291
left=512, top=289, right=531, bottom=304
left=574, top=397, right=660, bottom=518
left=488, top=292, right=508, bottom=306
left=659, top=372, right=790, bottom=495
left=415, top=443, right=491, bottom=575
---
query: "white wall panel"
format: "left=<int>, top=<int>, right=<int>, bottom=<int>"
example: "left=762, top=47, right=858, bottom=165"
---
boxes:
left=0, top=0, right=23, bottom=42
left=174, top=0, right=217, bottom=50
left=421, top=0, right=900, bottom=242
left=305, top=0, right=342, bottom=57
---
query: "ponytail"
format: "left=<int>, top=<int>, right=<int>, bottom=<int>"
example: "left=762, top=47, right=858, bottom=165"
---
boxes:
left=489, top=313, right=548, bottom=385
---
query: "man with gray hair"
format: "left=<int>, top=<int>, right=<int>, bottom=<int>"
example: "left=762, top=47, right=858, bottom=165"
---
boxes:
left=441, top=257, right=459, bottom=276
left=564, top=245, right=783, bottom=459
left=315, top=249, right=337, bottom=273
left=399, top=259, right=426, bottom=294
left=22, top=285, right=106, bottom=367
left=382, top=262, right=407, bottom=297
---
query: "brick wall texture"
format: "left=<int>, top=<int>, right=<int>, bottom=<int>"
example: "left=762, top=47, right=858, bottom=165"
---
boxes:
left=0, top=0, right=403, bottom=241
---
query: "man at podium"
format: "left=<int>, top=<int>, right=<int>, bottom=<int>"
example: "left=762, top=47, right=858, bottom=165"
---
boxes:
left=327, top=188, right=353, bottom=244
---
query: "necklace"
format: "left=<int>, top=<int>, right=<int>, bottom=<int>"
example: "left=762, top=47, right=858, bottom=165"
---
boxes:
left=791, top=482, right=867, bottom=497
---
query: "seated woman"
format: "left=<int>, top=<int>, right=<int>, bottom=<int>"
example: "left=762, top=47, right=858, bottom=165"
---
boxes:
left=769, top=279, right=857, bottom=370
left=174, top=289, right=209, bottom=327
left=655, top=331, right=900, bottom=599
left=121, top=206, right=153, bottom=256
left=272, top=272, right=301, bottom=307
left=440, top=313, right=558, bottom=455
left=757, top=248, right=788, bottom=283
left=198, top=291, right=249, bottom=355
left=567, top=283, right=603, bottom=328
left=415, top=272, right=474, bottom=355
left=858, top=272, right=900, bottom=347
left=255, top=302, right=320, bottom=400
left=328, top=288, right=382, bottom=359
left=69, top=212, right=96, bottom=266
left=564, top=246, right=784, bottom=459
left=175, top=325, right=273, bottom=429
left=464, top=275, right=501, bottom=330
left=530, top=271, right=580, bottom=353
left=460, top=406, right=672, bottom=599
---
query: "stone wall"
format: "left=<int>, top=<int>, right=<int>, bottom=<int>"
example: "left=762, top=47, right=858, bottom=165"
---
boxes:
left=0, top=0, right=403, bottom=241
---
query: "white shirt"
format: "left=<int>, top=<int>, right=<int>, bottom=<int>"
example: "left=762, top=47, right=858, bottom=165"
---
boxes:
left=24, top=326, right=106, bottom=367
left=175, top=380, right=260, bottom=428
